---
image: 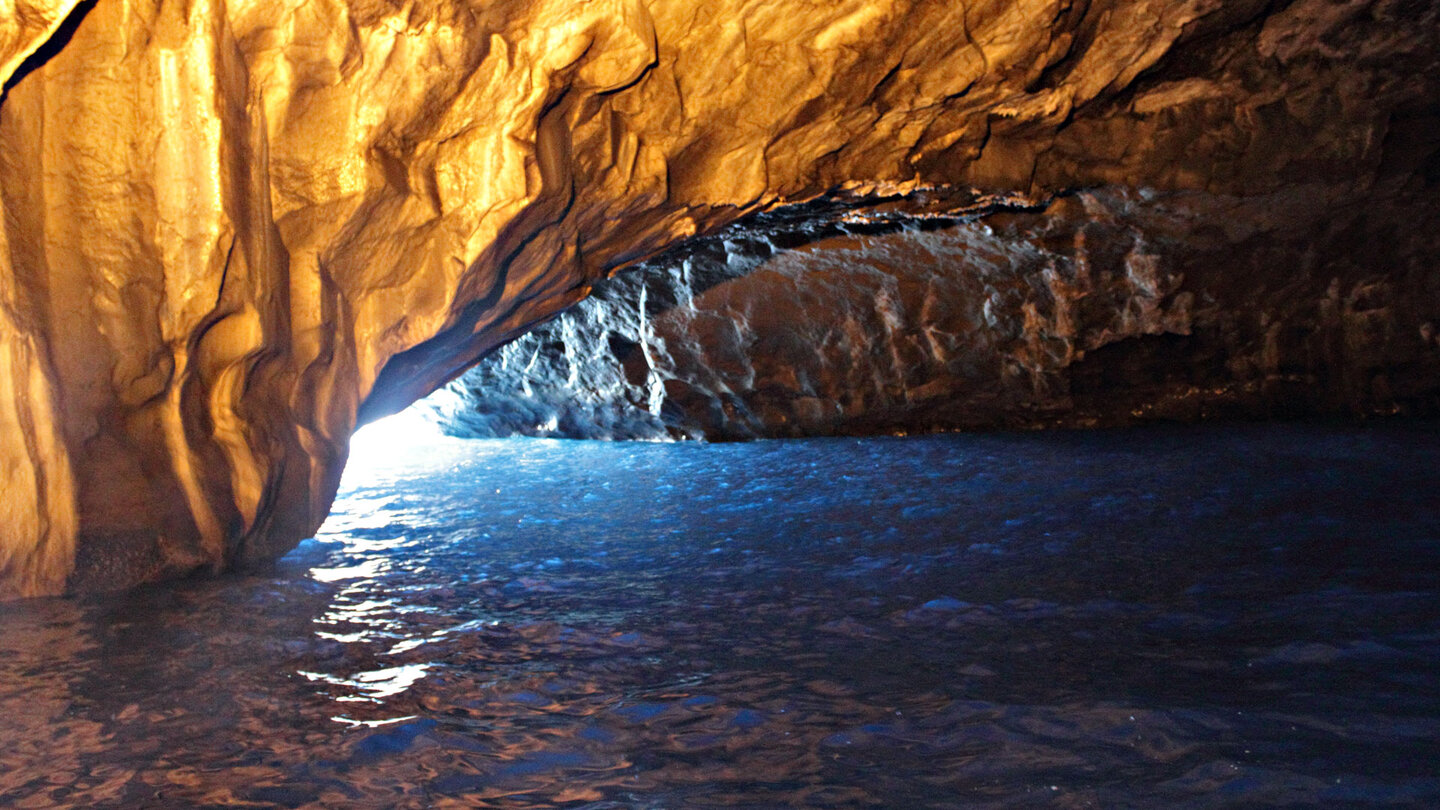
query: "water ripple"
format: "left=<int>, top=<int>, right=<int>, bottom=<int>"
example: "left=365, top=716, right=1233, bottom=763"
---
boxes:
left=1, top=422, right=1438, bottom=807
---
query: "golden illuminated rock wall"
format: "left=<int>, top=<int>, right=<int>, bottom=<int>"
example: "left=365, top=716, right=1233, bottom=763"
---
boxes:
left=0, top=0, right=1435, bottom=596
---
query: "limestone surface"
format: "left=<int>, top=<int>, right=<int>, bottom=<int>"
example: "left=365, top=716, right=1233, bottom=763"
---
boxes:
left=0, top=0, right=1437, bottom=596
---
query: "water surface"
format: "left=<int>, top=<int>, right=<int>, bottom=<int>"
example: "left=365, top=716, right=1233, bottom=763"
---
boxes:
left=2, top=422, right=1439, bottom=807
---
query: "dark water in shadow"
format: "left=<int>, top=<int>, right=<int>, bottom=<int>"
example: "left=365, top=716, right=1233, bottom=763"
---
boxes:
left=2, top=422, right=1439, bottom=808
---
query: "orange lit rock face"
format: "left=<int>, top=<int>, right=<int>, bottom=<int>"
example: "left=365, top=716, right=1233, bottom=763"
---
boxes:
left=0, top=0, right=1436, bottom=596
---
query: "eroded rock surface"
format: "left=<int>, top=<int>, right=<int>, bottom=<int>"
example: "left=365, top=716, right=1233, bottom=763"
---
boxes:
left=440, top=185, right=1440, bottom=439
left=0, top=0, right=1437, bottom=595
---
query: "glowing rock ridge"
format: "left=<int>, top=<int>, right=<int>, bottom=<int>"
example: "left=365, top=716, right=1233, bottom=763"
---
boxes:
left=0, top=0, right=1437, bottom=596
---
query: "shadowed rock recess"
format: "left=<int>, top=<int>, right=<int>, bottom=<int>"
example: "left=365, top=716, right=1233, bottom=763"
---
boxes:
left=0, top=0, right=1437, bottom=596
left=436, top=184, right=1440, bottom=440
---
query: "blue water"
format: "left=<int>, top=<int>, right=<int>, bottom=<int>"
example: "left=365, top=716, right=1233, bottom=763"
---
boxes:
left=2, top=422, right=1439, bottom=808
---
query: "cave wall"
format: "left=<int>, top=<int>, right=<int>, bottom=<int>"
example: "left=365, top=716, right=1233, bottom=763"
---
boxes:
left=440, top=184, right=1440, bottom=440
left=0, top=0, right=1437, bottom=596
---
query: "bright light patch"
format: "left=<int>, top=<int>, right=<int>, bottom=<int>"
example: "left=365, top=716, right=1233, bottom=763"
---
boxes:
left=334, top=394, right=500, bottom=490
left=309, top=557, right=386, bottom=583
left=341, top=406, right=463, bottom=485
left=299, top=664, right=432, bottom=702
left=330, top=714, right=419, bottom=728
left=350, top=408, right=445, bottom=458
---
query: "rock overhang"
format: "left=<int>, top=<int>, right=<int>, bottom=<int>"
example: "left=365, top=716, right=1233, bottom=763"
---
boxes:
left=0, top=0, right=1435, bottom=597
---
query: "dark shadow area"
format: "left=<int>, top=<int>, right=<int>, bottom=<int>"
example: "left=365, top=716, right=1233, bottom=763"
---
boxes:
left=0, top=0, right=97, bottom=104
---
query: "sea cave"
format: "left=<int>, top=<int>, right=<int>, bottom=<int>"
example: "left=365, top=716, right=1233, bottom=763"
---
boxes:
left=1, top=0, right=1438, bottom=805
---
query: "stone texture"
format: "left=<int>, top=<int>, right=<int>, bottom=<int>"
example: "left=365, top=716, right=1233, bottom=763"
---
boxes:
left=440, top=184, right=1440, bottom=440
left=0, top=0, right=1437, bottom=595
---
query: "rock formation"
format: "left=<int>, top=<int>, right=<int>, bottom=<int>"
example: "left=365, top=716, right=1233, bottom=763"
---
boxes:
left=438, top=183, right=1440, bottom=440
left=0, top=0, right=1437, bottom=596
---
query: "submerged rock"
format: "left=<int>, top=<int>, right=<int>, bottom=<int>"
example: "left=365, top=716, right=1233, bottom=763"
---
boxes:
left=0, top=0, right=1437, bottom=595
